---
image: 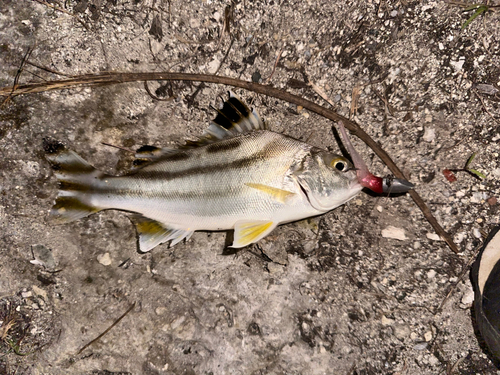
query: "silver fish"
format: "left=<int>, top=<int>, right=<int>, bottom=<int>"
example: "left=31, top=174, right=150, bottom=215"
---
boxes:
left=44, top=92, right=412, bottom=252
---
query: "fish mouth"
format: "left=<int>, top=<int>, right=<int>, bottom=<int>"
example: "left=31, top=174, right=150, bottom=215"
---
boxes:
left=338, top=122, right=414, bottom=195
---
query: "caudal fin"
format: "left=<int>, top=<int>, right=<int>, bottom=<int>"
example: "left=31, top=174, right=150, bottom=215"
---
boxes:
left=44, top=139, right=106, bottom=223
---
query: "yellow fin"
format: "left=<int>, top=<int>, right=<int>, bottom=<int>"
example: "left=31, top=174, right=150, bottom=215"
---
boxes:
left=245, top=183, right=295, bottom=204
left=232, top=220, right=276, bottom=248
left=130, top=214, right=194, bottom=252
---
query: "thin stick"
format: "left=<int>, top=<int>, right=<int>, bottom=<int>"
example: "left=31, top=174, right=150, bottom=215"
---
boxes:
left=77, top=302, right=136, bottom=354
left=27, top=60, right=71, bottom=77
left=101, top=142, right=135, bottom=153
left=1, top=47, right=33, bottom=107
left=0, top=71, right=459, bottom=253
left=264, top=45, right=284, bottom=84
left=472, top=89, right=499, bottom=124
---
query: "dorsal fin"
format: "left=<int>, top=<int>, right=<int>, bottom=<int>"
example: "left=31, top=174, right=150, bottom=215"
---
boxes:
left=133, top=92, right=267, bottom=168
left=182, top=91, right=267, bottom=148
left=132, top=145, right=183, bottom=170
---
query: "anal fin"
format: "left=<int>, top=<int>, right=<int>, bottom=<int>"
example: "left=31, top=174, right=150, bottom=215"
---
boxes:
left=245, top=183, right=295, bottom=204
left=232, top=220, right=276, bottom=248
left=130, top=214, right=194, bottom=252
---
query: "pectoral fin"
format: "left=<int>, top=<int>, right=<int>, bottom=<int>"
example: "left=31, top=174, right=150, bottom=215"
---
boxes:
left=232, top=220, right=276, bottom=248
left=130, top=214, right=194, bottom=252
left=245, top=183, right=295, bottom=204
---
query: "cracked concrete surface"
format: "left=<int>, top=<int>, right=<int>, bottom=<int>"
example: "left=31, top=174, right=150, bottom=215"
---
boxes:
left=1, top=0, right=500, bottom=374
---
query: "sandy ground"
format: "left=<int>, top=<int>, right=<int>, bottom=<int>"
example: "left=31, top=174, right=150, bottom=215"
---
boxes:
left=1, top=0, right=500, bottom=374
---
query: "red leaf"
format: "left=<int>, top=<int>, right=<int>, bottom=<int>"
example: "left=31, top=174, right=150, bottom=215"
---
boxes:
left=443, top=169, right=457, bottom=183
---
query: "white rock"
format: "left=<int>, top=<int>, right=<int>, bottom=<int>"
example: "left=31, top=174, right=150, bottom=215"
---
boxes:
left=424, top=331, right=433, bottom=342
left=461, top=288, right=474, bottom=306
left=381, top=226, right=407, bottom=241
left=97, top=252, right=112, bottom=266
left=21, top=291, right=32, bottom=298
left=207, top=57, right=220, bottom=74
left=450, top=57, right=465, bottom=72
left=381, top=315, right=395, bottom=326
left=394, top=324, right=410, bottom=340
left=427, top=270, right=437, bottom=280
left=426, top=233, right=443, bottom=241
left=454, top=232, right=466, bottom=244
left=428, top=355, right=440, bottom=366
left=422, top=127, right=435, bottom=142
left=189, top=18, right=200, bottom=28
left=471, top=192, right=488, bottom=203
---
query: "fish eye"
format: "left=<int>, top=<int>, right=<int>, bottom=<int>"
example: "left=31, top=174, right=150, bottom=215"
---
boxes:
left=331, top=158, right=348, bottom=172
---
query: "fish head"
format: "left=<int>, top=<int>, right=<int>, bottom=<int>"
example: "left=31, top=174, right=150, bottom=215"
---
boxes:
left=293, top=149, right=363, bottom=212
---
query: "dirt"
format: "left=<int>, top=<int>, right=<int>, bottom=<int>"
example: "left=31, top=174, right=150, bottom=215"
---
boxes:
left=0, top=0, right=500, bottom=374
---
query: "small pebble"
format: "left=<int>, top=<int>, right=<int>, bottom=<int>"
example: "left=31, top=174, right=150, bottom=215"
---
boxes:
left=97, top=252, right=112, bottom=266
left=381, top=226, right=407, bottom=241
left=422, top=127, right=435, bottom=142
left=413, top=342, right=428, bottom=350
left=426, top=233, right=442, bottom=241
left=461, top=289, right=474, bottom=306
left=189, top=18, right=200, bottom=28
left=427, top=270, right=436, bottom=280
left=428, top=355, right=440, bottom=366
left=394, top=324, right=410, bottom=340
left=381, top=315, right=395, bottom=326
left=424, top=331, right=433, bottom=342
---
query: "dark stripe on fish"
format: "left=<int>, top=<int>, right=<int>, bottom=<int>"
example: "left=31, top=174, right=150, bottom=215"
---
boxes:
left=206, top=138, right=242, bottom=153
left=161, top=151, right=191, bottom=162
left=51, top=161, right=95, bottom=174
left=212, top=108, right=234, bottom=130
left=93, top=186, right=254, bottom=201
left=228, top=96, right=250, bottom=118
left=136, top=145, right=161, bottom=153
left=137, top=140, right=281, bottom=181
left=58, top=180, right=91, bottom=192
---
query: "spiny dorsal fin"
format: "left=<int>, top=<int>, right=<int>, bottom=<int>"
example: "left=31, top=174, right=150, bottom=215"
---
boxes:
left=132, top=145, right=185, bottom=170
left=133, top=92, right=267, bottom=167
left=182, top=91, right=267, bottom=148
left=130, top=214, right=194, bottom=252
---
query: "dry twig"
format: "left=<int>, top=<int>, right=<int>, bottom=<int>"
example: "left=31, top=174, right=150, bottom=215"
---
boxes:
left=77, top=302, right=136, bottom=354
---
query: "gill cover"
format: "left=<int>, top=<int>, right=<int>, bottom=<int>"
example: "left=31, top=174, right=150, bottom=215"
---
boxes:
left=293, top=149, right=361, bottom=212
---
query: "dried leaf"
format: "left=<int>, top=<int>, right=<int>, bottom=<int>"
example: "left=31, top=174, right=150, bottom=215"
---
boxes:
left=443, top=169, right=457, bottom=183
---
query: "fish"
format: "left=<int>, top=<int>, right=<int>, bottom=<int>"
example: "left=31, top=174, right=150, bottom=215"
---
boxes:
left=44, top=92, right=413, bottom=252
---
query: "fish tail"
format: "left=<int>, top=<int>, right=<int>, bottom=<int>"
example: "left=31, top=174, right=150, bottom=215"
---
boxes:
left=43, top=138, right=106, bottom=223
